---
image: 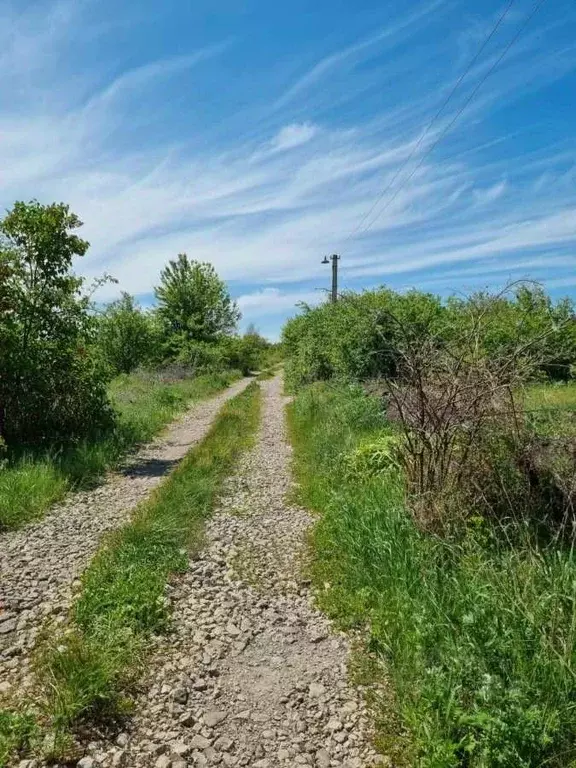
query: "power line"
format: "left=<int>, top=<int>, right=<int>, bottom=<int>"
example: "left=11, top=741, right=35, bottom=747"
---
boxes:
left=354, top=0, right=549, bottom=240
left=344, top=0, right=518, bottom=243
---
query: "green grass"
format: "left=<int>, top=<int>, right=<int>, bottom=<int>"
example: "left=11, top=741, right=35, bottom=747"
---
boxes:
left=526, top=381, right=576, bottom=412
left=525, top=381, right=576, bottom=440
left=0, top=369, right=240, bottom=531
left=289, top=382, right=576, bottom=768
left=0, top=711, right=38, bottom=767
left=13, top=381, right=260, bottom=761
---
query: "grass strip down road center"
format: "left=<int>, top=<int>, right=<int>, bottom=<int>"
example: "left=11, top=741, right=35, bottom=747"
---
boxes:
left=0, top=381, right=261, bottom=765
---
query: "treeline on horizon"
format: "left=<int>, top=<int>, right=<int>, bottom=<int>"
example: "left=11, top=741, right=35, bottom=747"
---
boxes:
left=283, top=283, right=576, bottom=389
left=0, top=200, right=277, bottom=451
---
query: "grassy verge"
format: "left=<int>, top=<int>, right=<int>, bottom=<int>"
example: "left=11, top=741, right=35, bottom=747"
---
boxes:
left=526, top=381, right=576, bottom=412
left=0, top=369, right=240, bottom=531
left=289, top=382, right=576, bottom=768
left=0, top=381, right=260, bottom=764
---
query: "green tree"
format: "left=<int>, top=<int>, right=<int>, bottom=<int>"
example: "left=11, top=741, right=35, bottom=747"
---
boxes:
left=222, top=326, right=271, bottom=375
left=0, top=201, right=113, bottom=446
left=98, top=293, right=156, bottom=374
left=154, top=254, right=240, bottom=355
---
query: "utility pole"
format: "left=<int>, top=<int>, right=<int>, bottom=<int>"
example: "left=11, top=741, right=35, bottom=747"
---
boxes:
left=322, top=254, right=340, bottom=303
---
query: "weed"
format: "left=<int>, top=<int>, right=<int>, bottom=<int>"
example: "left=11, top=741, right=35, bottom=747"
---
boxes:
left=0, top=710, right=38, bottom=766
left=289, top=382, right=576, bottom=767
left=0, top=460, right=66, bottom=529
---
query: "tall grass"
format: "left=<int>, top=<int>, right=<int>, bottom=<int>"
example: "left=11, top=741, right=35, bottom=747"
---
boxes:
left=289, top=382, right=576, bottom=767
left=0, top=369, right=240, bottom=531
left=526, top=381, right=576, bottom=413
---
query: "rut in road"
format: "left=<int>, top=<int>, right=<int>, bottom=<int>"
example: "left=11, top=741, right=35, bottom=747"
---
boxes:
left=0, top=377, right=252, bottom=698
left=91, top=375, right=384, bottom=768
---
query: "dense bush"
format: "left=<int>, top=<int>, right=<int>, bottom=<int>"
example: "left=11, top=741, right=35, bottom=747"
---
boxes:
left=155, top=254, right=240, bottom=359
left=0, top=201, right=113, bottom=446
left=173, top=327, right=274, bottom=376
left=283, top=285, right=576, bottom=390
left=283, top=289, right=444, bottom=387
left=174, top=340, right=229, bottom=373
left=97, top=293, right=158, bottom=375
left=222, top=326, right=273, bottom=375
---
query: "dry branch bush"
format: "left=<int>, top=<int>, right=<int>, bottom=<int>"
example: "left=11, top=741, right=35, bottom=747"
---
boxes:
left=378, top=286, right=576, bottom=536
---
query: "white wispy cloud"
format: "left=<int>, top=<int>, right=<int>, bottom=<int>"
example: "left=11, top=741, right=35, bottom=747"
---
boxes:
left=237, top=287, right=324, bottom=317
left=1, top=0, right=575, bottom=332
left=270, top=123, right=319, bottom=152
left=274, top=0, right=446, bottom=109
left=473, top=179, right=507, bottom=205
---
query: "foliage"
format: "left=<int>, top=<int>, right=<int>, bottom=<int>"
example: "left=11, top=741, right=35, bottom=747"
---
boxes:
left=446, top=286, right=576, bottom=381
left=97, top=293, right=157, bottom=374
left=289, top=383, right=576, bottom=767
left=0, top=370, right=238, bottom=530
left=173, top=325, right=274, bottom=376
left=174, top=339, right=228, bottom=374
left=373, top=292, right=575, bottom=535
left=0, top=710, right=38, bottom=766
left=283, top=289, right=445, bottom=388
left=35, top=383, right=260, bottom=758
left=341, top=434, right=402, bottom=482
left=0, top=201, right=113, bottom=447
left=283, top=285, right=576, bottom=390
left=154, top=254, right=240, bottom=355
left=222, top=325, right=272, bottom=375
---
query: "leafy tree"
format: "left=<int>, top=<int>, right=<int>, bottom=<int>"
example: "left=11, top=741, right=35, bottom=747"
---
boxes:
left=98, top=293, right=156, bottom=374
left=0, top=201, right=113, bottom=446
left=154, top=254, right=240, bottom=356
left=222, top=326, right=271, bottom=375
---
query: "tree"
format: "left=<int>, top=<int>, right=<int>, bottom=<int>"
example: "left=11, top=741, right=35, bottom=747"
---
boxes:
left=222, top=326, right=271, bottom=375
left=154, top=254, right=240, bottom=354
left=0, top=201, right=113, bottom=445
left=98, top=293, right=156, bottom=374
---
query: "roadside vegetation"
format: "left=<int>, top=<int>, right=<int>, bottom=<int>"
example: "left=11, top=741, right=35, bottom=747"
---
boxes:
left=0, top=370, right=239, bottom=530
left=0, top=382, right=261, bottom=764
left=0, top=199, right=277, bottom=531
left=286, top=284, right=576, bottom=767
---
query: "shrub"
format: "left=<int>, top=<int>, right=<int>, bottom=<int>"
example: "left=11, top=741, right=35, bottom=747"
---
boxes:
left=0, top=201, right=114, bottom=447
left=341, top=434, right=402, bottom=482
left=283, top=285, right=576, bottom=390
left=155, top=254, right=240, bottom=357
left=222, top=327, right=272, bottom=375
left=175, top=340, right=228, bottom=373
left=383, top=290, right=576, bottom=535
left=97, top=293, right=157, bottom=375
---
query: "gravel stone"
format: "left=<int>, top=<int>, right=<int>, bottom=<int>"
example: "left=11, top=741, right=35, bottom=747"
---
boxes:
left=77, top=759, right=95, bottom=768
left=203, top=709, right=227, bottom=727
left=31, top=376, right=385, bottom=768
left=0, top=379, right=251, bottom=695
left=191, top=734, right=211, bottom=750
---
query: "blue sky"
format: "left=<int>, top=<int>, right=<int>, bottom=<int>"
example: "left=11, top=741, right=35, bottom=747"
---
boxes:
left=2, top=0, right=576, bottom=339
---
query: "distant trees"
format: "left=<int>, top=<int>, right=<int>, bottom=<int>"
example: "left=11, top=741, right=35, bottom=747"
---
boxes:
left=0, top=198, right=270, bottom=450
left=155, top=254, right=240, bottom=356
left=0, top=201, right=112, bottom=446
left=283, top=285, right=576, bottom=389
left=97, top=293, right=157, bottom=375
